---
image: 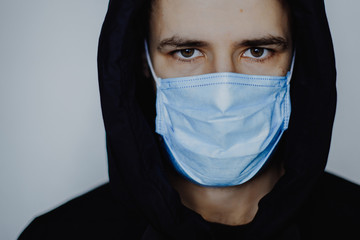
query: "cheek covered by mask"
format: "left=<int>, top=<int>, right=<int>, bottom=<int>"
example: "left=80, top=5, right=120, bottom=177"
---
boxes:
left=145, top=41, right=294, bottom=187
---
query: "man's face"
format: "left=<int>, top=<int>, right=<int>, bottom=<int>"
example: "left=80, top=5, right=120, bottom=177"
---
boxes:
left=148, top=0, right=293, bottom=78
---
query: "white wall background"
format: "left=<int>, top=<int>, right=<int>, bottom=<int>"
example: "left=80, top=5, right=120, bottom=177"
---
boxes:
left=325, top=0, right=360, bottom=185
left=0, top=0, right=359, bottom=239
left=0, top=1, right=109, bottom=239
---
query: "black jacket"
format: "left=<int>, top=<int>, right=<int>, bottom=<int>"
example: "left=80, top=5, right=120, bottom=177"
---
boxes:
left=19, top=0, right=360, bottom=239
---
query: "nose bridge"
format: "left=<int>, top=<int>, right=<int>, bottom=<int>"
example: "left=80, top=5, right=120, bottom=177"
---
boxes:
left=212, top=47, right=236, bottom=73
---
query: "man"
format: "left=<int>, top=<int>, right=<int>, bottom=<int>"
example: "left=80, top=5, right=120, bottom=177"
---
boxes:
left=146, top=0, right=293, bottom=226
left=19, top=0, right=360, bottom=239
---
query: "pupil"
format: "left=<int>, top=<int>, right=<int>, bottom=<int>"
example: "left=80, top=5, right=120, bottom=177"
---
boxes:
left=251, top=48, right=264, bottom=58
left=181, top=49, right=195, bottom=58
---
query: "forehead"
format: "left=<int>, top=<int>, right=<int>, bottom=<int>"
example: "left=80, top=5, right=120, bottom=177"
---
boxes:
left=150, top=0, right=290, bottom=41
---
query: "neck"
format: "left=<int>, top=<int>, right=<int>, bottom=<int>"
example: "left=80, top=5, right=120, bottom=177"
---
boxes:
left=170, top=162, right=284, bottom=226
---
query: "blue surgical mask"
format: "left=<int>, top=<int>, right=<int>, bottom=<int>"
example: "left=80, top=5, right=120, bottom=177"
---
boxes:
left=145, top=41, right=294, bottom=187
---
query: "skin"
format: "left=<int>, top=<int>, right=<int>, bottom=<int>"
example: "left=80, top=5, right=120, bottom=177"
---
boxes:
left=148, top=0, right=292, bottom=225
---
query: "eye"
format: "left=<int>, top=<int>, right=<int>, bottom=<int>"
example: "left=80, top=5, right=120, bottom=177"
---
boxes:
left=174, top=48, right=203, bottom=61
left=243, top=48, right=271, bottom=59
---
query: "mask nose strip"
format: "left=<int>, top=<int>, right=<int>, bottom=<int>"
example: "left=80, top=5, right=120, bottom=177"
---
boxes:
left=214, top=81, right=233, bottom=113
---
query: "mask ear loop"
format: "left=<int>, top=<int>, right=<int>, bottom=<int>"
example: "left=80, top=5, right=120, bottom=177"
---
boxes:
left=144, top=40, right=161, bottom=87
left=287, top=49, right=296, bottom=85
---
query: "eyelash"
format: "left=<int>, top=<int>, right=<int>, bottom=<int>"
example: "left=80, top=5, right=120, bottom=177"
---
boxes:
left=241, top=48, right=275, bottom=63
left=169, top=47, right=276, bottom=63
left=170, top=49, right=203, bottom=63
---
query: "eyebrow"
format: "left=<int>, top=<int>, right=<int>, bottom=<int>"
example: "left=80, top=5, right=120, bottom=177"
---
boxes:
left=157, top=36, right=208, bottom=50
left=238, top=36, right=289, bottom=49
left=157, top=35, right=289, bottom=50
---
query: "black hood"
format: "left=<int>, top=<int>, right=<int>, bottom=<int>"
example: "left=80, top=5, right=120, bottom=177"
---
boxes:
left=97, top=0, right=336, bottom=239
